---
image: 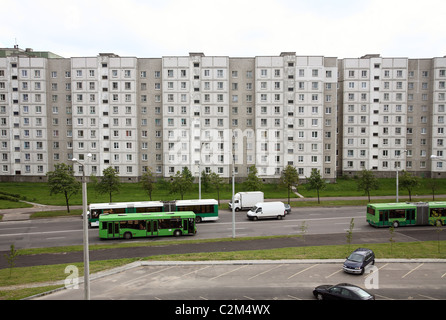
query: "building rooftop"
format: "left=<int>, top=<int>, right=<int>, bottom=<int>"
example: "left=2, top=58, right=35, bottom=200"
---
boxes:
left=0, top=46, right=63, bottom=58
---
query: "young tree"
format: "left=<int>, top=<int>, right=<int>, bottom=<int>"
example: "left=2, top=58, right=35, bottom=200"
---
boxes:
left=244, top=165, right=263, bottom=191
left=427, top=178, right=440, bottom=201
left=95, top=166, right=121, bottom=202
left=141, top=169, right=155, bottom=200
left=305, top=168, right=326, bottom=204
left=170, top=168, right=194, bottom=200
left=346, top=218, right=355, bottom=253
left=209, top=171, right=224, bottom=205
left=4, top=244, right=19, bottom=277
left=300, top=221, right=308, bottom=255
left=46, top=163, right=81, bottom=213
left=280, top=165, right=299, bottom=204
left=200, top=170, right=212, bottom=193
left=399, top=170, right=420, bottom=201
left=356, top=169, right=379, bottom=202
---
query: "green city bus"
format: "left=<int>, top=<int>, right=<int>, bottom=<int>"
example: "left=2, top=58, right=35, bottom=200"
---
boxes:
left=366, top=201, right=446, bottom=228
left=99, top=211, right=197, bottom=239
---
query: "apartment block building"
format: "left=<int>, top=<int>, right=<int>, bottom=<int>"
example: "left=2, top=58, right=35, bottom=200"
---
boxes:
left=0, top=47, right=444, bottom=182
left=338, top=54, right=446, bottom=178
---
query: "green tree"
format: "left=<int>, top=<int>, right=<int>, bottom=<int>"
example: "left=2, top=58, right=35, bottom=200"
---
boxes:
left=141, top=169, right=155, bottom=200
left=95, top=166, right=121, bottom=202
left=244, top=165, right=263, bottom=191
left=427, top=178, right=440, bottom=201
left=300, top=221, right=308, bottom=255
left=200, top=170, right=212, bottom=193
left=280, top=165, right=299, bottom=204
left=356, top=169, right=379, bottom=202
left=46, top=163, right=81, bottom=213
left=209, top=171, right=224, bottom=205
left=346, top=218, right=355, bottom=253
left=170, top=168, right=194, bottom=200
left=389, top=225, right=395, bottom=254
left=4, top=244, right=19, bottom=277
left=305, top=168, right=326, bottom=204
left=399, top=170, right=420, bottom=201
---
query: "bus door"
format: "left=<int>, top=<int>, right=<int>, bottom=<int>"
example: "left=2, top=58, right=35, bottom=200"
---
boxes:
left=107, top=222, right=120, bottom=239
left=406, top=209, right=416, bottom=225
left=379, top=210, right=389, bottom=226
left=147, top=220, right=158, bottom=236
left=183, top=218, right=195, bottom=235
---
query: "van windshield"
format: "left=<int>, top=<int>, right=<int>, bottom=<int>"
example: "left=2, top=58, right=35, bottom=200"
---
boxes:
left=251, top=206, right=258, bottom=211
left=347, top=253, right=365, bottom=262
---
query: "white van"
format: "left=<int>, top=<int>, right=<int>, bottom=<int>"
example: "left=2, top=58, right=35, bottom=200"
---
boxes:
left=247, top=202, right=286, bottom=221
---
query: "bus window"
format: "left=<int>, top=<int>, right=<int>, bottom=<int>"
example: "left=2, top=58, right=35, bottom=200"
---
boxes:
left=91, top=210, right=100, bottom=219
left=389, top=209, right=405, bottom=219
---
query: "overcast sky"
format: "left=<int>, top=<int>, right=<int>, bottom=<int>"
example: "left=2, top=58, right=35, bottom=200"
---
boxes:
left=1, top=0, right=445, bottom=59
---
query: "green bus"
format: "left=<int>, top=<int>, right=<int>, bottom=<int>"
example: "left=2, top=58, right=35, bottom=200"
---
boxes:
left=366, top=201, right=446, bottom=228
left=99, top=211, right=197, bottom=240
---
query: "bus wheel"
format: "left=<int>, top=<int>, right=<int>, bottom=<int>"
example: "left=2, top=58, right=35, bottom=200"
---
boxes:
left=195, top=216, right=202, bottom=223
left=123, top=232, right=132, bottom=240
left=436, top=220, right=443, bottom=227
left=392, top=221, right=399, bottom=228
left=174, top=230, right=182, bottom=237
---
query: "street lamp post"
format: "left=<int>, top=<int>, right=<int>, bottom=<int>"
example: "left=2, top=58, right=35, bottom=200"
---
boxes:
left=71, top=154, right=91, bottom=300
left=395, top=150, right=407, bottom=203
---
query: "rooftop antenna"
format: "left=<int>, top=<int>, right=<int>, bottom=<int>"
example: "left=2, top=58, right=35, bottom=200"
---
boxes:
left=14, top=38, right=19, bottom=49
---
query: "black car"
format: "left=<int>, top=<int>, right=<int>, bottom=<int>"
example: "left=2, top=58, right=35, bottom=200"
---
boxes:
left=343, top=248, right=375, bottom=275
left=313, top=283, right=375, bottom=300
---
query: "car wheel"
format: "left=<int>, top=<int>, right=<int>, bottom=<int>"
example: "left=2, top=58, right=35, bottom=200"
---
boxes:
left=316, top=293, right=324, bottom=300
left=277, top=215, right=283, bottom=220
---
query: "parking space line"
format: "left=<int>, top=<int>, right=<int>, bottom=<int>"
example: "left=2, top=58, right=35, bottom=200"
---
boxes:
left=375, top=294, right=394, bottom=300
left=209, top=265, right=248, bottom=280
left=244, top=296, right=255, bottom=300
left=418, top=294, right=438, bottom=300
left=287, top=264, right=319, bottom=280
left=182, top=266, right=211, bottom=277
left=402, top=263, right=424, bottom=279
left=248, top=264, right=284, bottom=280
left=442, top=272, right=446, bottom=278
left=326, top=269, right=343, bottom=278
left=287, top=295, right=302, bottom=300
left=122, top=266, right=176, bottom=286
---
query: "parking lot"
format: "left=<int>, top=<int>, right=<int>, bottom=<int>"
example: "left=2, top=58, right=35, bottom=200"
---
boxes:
left=35, top=259, right=446, bottom=300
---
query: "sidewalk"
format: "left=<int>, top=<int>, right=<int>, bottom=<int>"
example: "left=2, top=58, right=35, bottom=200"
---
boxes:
left=0, top=202, right=81, bottom=221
